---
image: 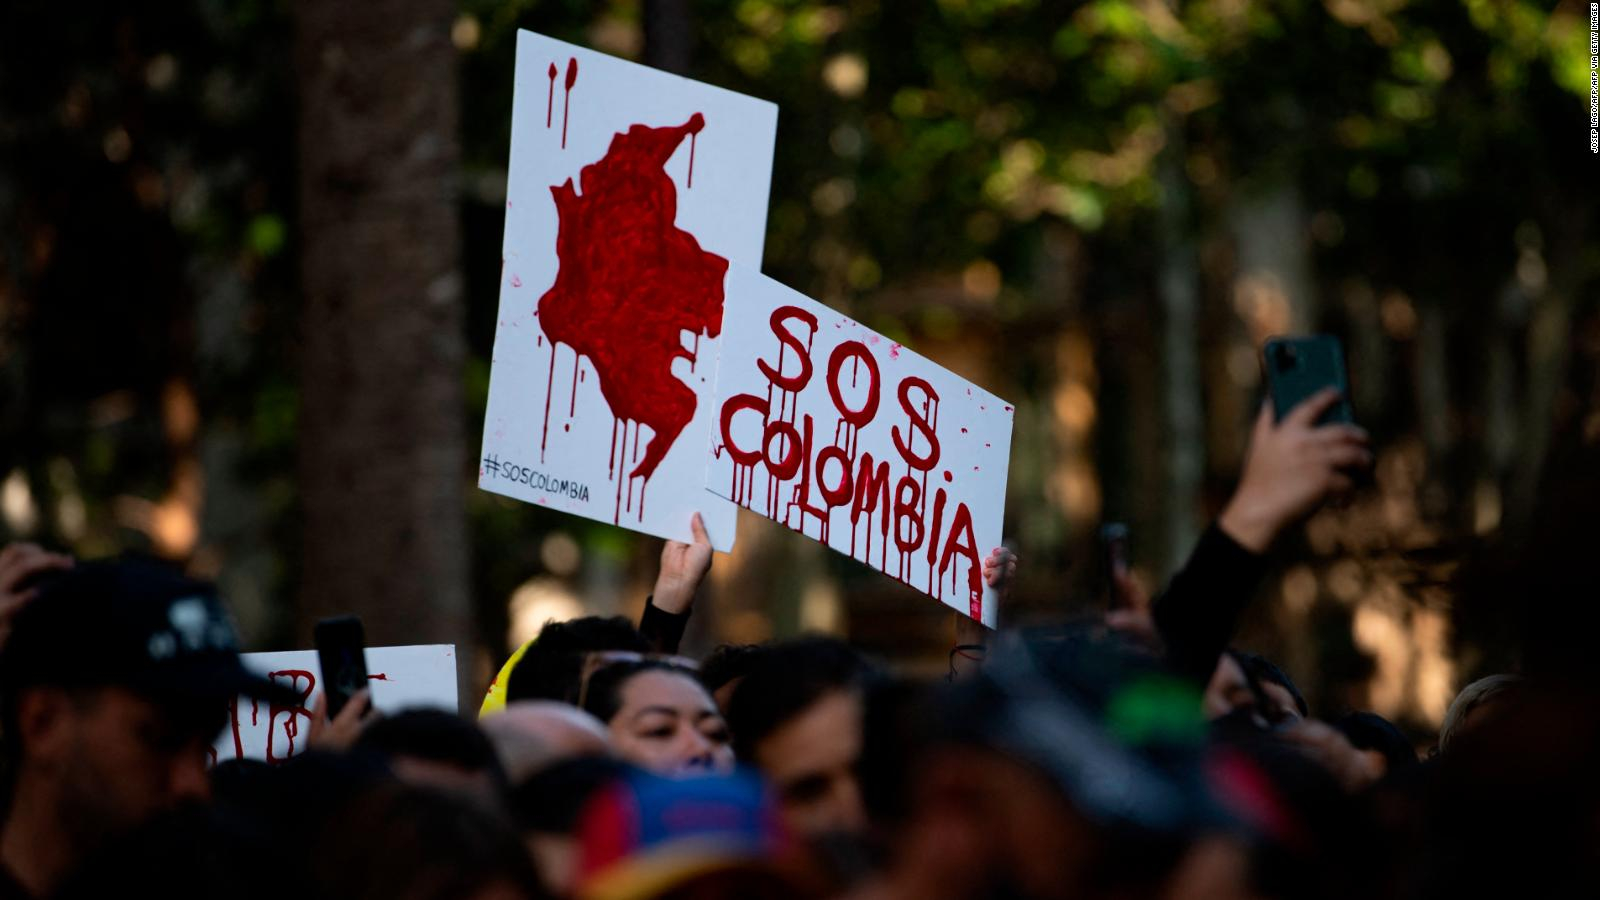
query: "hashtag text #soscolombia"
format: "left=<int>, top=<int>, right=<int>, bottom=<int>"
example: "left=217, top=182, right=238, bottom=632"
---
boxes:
left=481, top=454, right=591, bottom=502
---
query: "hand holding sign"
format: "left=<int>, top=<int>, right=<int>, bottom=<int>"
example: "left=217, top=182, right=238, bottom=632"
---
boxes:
left=652, top=512, right=714, bottom=615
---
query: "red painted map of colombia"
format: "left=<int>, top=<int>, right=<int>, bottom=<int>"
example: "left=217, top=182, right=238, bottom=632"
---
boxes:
left=538, top=114, right=725, bottom=520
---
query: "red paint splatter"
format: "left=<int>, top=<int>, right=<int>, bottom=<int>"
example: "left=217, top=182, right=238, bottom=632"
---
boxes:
left=960, top=427, right=968, bottom=433
left=538, top=113, right=722, bottom=521
left=265, top=670, right=316, bottom=764
left=546, top=62, right=557, bottom=128
left=561, top=57, right=578, bottom=149
left=229, top=696, right=243, bottom=760
left=367, top=673, right=391, bottom=681
left=944, top=470, right=953, bottom=482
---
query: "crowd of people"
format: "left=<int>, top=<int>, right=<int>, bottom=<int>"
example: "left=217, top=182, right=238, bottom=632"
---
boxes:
left=0, top=388, right=1595, bottom=899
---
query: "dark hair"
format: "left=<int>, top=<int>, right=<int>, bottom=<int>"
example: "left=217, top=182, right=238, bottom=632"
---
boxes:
left=726, top=636, right=874, bottom=761
left=354, top=709, right=507, bottom=788
left=506, top=616, right=650, bottom=705
left=1333, top=711, right=1418, bottom=778
left=698, top=643, right=765, bottom=695
left=53, top=806, right=276, bottom=900
left=509, top=755, right=629, bottom=834
left=311, top=783, right=548, bottom=900
left=1228, top=649, right=1309, bottom=718
left=579, top=659, right=702, bottom=725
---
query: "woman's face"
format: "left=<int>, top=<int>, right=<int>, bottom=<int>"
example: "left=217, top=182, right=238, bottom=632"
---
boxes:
left=605, top=669, right=734, bottom=775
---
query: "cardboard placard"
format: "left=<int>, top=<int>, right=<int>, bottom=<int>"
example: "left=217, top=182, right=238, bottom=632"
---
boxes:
left=212, top=644, right=457, bottom=765
left=706, top=268, right=1013, bottom=625
left=479, top=30, right=778, bottom=550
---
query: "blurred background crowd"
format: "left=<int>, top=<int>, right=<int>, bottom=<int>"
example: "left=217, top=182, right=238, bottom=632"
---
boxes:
left=2, top=0, right=1598, bottom=747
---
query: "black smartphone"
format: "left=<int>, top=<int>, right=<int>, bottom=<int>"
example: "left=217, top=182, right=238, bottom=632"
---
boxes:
left=314, top=616, right=369, bottom=718
left=1098, top=522, right=1129, bottom=608
left=1263, top=336, right=1354, bottom=425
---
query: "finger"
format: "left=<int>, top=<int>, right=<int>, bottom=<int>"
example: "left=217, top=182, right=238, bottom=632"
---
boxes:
left=1316, top=422, right=1369, bottom=444
left=0, top=550, right=72, bottom=594
left=310, top=691, right=328, bottom=723
left=1284, top=388, right=1342, bottom=429
left=1252, top=398, right=1275, bottom=437
left=339, top=688, right=373, bottom=723
left=1324, top=444, right=1373, bottom=470
left=1326, top=472, right=1355, bottom=495
left=0, top=588, right=39, bottom=610
left=0, top=543, right=40, bottom=569
left=689, top=512, right=710, bottom=546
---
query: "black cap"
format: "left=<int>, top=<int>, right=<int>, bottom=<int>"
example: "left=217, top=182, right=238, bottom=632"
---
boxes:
left=0, top=558, right=298, bottom=707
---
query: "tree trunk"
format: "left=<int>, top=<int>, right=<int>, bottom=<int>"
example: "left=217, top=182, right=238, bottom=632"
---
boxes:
left=644, top=0, right=695, bottom=74
left=293, top=2, right=471, bottom=684
left=1156, top=123, right=1204, bottom=575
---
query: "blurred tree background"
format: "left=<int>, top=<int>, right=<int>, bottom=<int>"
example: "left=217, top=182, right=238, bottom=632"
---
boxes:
left=2, top=0, right=1596, bottom=734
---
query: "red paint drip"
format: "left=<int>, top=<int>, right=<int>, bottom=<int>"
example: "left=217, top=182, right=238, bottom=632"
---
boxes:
left=561, top=57, right=578, bottom=149
left=265, top=670, right=316, bottom=764
left=537, top=112, right=721, bottom=521
left=541, top=345, right=557, bottom=463
left=546, top=62, right=557, bottom=128
left=570, top=354, right=580, bottom=417
left=229, top=696, right=244, bottom=760
left=368, top=673, right=391, bottom=681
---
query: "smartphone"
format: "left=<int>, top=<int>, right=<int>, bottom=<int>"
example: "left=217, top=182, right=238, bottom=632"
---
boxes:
left=1263, top=336, right=1354, bottom=425
left=1098, top=522, right=1129, bottom=608
left=314, top=616, right=369, bottom=718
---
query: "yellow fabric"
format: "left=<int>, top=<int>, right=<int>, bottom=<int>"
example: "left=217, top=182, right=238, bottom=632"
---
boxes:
left=478, top=637, right=536, bottom=718
left=579, top=846, right=764, bottom=900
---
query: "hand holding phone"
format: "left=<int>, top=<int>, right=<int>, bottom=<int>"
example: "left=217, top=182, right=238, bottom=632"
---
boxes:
left=314, top=616, right=370, bottom=719
left=1220, top=340, right=1373, bottom=552
left=1263, top=336, right=1355, bottom=425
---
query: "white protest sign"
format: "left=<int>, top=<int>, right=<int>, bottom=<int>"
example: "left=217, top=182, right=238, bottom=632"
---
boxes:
left=479, top=30, right=778, bottom=551
left=212, top=644, right=458, bottom=765
left=706, top=267, right=1014, bottom=626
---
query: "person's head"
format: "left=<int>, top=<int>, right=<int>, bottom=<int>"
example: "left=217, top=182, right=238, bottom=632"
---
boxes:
left=481, top=700, right=611, bottom=784
left=1437, top=673, right=1523, bottom=754
left=1205, top=649, right=1307, bottom=725
left=725, top=636, right=875, bottom=838
left=505, top=616, right=650, bottom=706
left=313, top=782, right=548, bottom=900
left=1332, top=711, right=1417, bottom=781
left=697, top=643, right=765, bottom=712
left=886, top=658, right=1200, bottom=900
left=51, top=805, right=275, bottom=900
left=573, top=769, right=798, bottom=900
left=354, top=709, right=507, bottom=806
left=580, top=660, right=732, bottom=775
left=0, top=559, right=291, bottom=888
left=510, top=756, right=631, bottom=897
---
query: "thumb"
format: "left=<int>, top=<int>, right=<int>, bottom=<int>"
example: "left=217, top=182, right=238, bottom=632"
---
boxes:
left=1284, top=388, right=1341, bottom=429
left=689, top=511, right=710, bottom=546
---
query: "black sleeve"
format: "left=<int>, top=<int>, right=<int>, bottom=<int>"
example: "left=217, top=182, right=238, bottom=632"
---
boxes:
left=639, top=596, right=690, bottom=655
left=1151, top=524, right=1269, bottom=686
